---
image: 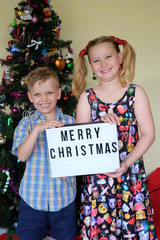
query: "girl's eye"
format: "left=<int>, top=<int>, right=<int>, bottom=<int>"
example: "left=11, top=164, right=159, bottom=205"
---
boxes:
left=106, top=55, right=112, bottom=58
left=93, top=59, right=99, bottom=63
left=48, top=92, right=53, bottom=94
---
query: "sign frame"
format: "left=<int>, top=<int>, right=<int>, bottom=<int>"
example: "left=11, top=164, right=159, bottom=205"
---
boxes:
left=46, top=122, right=120, bottom=178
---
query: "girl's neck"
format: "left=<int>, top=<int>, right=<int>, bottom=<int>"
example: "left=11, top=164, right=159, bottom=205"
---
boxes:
left=93, top=81, right=129, bottom=104
left=97, top=78, right=125, bottom=91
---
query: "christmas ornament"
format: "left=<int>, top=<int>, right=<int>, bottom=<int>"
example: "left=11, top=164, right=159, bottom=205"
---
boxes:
left=68, top=45, right=74, bottom=54
left=53, top=27, right=60, bottom=38
left=9, top=172, right=19, bottom=196
left=55, top=57, right=65, bottom=71
left=10, top=45, right=20, bottom=53
left=7, top=117, right=13, bottom=126
left=11, top=106, right=19, bottom=114
left=7, top=55, right=13, bottom=60
left=41, top=47, right=48, bottom=56
left=65, top=58, right=74, bottom=71
left=25, top=51, right=30, bottom=60
left=20, top=6, right=32, bottom=21
left=0, top=167, right=19, bottom=196
left=0, top=94, right=6, bottom=102
left=49, top=44, right=57, bottom=53
left=12, top=29, right=17, bottom=39
left=27, top=0, right=38, bottom=8
left=31, top=15, right=38, bottom=24
left=19, top=27, right=26, bottom=43
left=69, top=91, right=74, bottom=97
left=63, top=96, right=69, bottom=101
left=20, top=103, right=25, bottom=110
left=44, top=18, right=50, bottom=23
left=16, top=10, right=22, bottom=18
left=1, top=170, right=10, bottom=193
left=10, top=91, right=25, bottom=99
left=16, top=26, right=19, bottom=43
left=2, top=67, right=5, bottom=81
left=8, top=40, right=13, bottom=47
left=56, top=25, right=61, bottom=31
left=0, top=125, right=6, bottom=145
left=4, top=71, right=11, bottom=86
left=43, top=7, right=51, bottom=22
left=31, top=60, right=36, bottom=66
left=65, top=52, right=74, bottom=71
left=24, top=5, right=33, bottom=14
left=44, top=11, right=51, bottom=18
left=10, top=18, right=16, bottom=27
left=21, top=79, right=27, bottom=86
left=27, top=39, right=42, bottom=50
left=73, top=112, right=76, bottom=118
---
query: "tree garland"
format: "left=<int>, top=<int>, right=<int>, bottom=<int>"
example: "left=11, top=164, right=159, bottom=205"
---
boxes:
left=0, top=167, right=19, bottom=196
left=2, top=170, right=10, bottom=193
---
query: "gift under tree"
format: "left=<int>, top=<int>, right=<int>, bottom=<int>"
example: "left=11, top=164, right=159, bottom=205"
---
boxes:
left=0, top=0, right=77, bottom=237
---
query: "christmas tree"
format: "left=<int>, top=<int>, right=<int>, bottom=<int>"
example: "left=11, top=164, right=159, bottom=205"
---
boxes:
left=0, top=0, right=77, bottom=236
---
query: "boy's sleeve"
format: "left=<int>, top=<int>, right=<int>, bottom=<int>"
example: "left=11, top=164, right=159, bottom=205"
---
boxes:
left=71, top=117, right=76, bottom=124
left=11, top=118, right=31, bottom=157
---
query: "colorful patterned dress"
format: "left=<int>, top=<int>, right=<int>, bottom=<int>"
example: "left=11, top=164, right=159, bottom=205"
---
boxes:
left=80, top=84, right=157, bottom=240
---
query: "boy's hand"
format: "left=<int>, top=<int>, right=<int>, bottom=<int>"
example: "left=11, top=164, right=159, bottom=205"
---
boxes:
left=34, top=120, right=64, bottom=134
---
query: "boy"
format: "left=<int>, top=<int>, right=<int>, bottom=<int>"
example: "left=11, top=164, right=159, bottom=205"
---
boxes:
left=11, top=67, right=78, bottom=240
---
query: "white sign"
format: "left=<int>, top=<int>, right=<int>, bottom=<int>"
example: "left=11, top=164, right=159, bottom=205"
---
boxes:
left=46, top=122, right=120, bottom=178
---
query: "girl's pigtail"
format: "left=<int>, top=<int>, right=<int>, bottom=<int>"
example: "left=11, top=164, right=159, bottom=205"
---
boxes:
left=72, top=55, right=88, bottom=99
left=120, top=43, right=136, bottom=84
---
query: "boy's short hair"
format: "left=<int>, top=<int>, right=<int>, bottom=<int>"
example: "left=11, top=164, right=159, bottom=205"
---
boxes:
left=27, top=67, right=59, bottom=91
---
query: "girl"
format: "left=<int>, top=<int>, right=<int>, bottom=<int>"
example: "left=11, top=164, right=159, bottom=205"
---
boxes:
left=72, top=36, right=157, bottom=239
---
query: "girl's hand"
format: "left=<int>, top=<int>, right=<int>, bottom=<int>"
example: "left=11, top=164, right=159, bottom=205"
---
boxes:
left=100, top=108, right=120, bottom=125
left=105, top=161, right=128, bottom=178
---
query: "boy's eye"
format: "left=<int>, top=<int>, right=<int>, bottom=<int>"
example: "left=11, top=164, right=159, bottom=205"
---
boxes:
left=106, top=55, right=112, bottom=58
left=34, top=93, right=39, bottom=96
left=48, top=92, right=53, bottom=94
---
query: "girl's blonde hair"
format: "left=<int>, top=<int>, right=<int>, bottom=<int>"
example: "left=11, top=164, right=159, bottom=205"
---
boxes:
left=72, top=36, right=136, bottom=98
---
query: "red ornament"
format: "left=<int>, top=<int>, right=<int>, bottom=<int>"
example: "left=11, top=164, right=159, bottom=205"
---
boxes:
left=45, top=12, right=51, bottom=17
left=63, top=96, right=69, bottom=101
left=7, top=55, right=13, bottom=60
left=69, top=91, right=74, bottom=97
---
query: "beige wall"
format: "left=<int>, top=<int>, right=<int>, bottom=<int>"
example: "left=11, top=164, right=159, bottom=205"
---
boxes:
left=0, top=0, right=159, bottom=175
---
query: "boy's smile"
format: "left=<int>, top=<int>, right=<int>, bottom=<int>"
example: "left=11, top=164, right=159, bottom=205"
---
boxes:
left=27, top=77, right=61, bottom=120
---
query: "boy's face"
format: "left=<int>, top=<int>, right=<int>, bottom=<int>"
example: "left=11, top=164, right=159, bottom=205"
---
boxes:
left=27, top=77, right=61, bottom=119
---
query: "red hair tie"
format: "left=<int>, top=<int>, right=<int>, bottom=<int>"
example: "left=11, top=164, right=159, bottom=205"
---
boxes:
left=109, top=36, right=128, bottom=45
left=79, top=44, right=88, bottom=57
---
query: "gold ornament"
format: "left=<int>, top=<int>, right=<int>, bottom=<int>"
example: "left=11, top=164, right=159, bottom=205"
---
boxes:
left=55, top=57, right=65, bottom=71
left=0, top=134, right=6, bottom=145
left=31, top=60, right=35, bottom=66
left=16, top=10, right=22, bottom=17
